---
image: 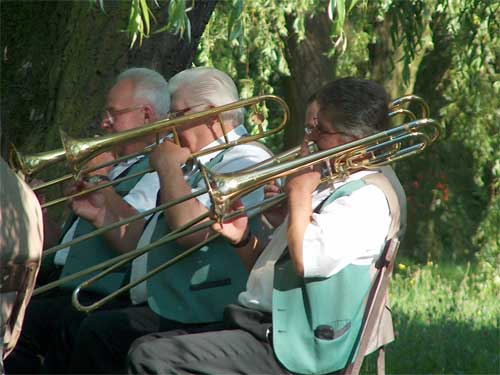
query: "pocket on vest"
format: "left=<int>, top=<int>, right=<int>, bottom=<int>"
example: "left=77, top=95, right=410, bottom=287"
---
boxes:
left=189, top=278, right=231, bottom=291
left=314, top=320, right=351, bottom=341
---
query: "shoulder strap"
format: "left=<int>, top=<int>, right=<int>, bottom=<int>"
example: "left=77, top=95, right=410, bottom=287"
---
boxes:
left=360, top=167, right=406, bottom=240
left=315, top=179, right=366, bottom=213
left=187, top=148, right=228, bottom=187
left=114, top=159, right=140, bottom=180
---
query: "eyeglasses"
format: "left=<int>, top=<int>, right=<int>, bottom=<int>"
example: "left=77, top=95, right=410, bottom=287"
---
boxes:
left=304, top=117, right=351, bottom=138
left=101, top=105, right=143, bottom=125
left=167, top=103, right=208, bottom=120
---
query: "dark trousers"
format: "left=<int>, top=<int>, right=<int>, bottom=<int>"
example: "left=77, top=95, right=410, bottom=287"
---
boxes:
left=67, top=304, right=216, bottom=374
left=4, top=290, right=130, bottom=374
left=127, top=305, right=291, bottom=375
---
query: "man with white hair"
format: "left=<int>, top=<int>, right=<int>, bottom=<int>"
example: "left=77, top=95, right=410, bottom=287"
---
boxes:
left=5, top=67, right=169, bottom=374
left=59, top=67, right=273, bottom=374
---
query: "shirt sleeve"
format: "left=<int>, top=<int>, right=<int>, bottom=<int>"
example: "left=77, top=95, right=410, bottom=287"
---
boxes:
left=302, top=184, right=391, bottom=278
left=195, top=144, right=272, bottom=209
left=122, top=171, right=160, bottom=218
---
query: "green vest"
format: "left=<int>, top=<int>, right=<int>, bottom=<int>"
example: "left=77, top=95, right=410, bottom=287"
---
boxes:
left=272, top=180, right=372, bottom=375
left=146, top=152, right=251, bottom=324
left=59, top=156, right=151, bottom=295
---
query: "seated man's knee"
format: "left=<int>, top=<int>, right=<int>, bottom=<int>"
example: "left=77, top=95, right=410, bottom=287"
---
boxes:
left=76, top=312, right=113, bottom=344
left=127, top=340, right=153, bottom=374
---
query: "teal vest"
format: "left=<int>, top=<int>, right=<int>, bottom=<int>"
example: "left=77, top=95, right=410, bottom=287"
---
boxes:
left=146, top=152, right=252, bottom=324
left=272, top=180, right=372, bottom=374
left=59, top=157, right=151, bottom=295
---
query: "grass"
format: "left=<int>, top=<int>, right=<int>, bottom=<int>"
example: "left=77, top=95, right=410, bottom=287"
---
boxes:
left=360, top=259, right=500, bottom=374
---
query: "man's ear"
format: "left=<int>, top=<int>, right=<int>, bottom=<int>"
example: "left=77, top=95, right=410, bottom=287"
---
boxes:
left=206, top=105, right=220, bottom=127
left=208, top=116, right=219, bottom=127
left=143, top=105, right=155, bottom=123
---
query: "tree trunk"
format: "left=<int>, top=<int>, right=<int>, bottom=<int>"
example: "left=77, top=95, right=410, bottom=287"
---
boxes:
left=282, top=8, right=335, bottom=149
left=412, top=11, right=454, bottom=121
left=396, top=11, right=457, bottom=260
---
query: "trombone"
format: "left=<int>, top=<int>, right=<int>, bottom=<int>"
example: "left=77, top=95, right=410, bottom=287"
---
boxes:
left=202, top=118, right=440, bottom=219
left=37, top=95, right=430, bottom=258
left=62, top=116, right=440, bottom=312
left=9, top=94, right=425, bottom=180
left=68, top=194, right=286, bottom=312
left=31, top=95, right=433, bottom=296
left=10, top=95, right=289, bottom=207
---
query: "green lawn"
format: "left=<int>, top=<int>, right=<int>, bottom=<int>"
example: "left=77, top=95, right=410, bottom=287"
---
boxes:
left=361, top=260, right=500, bottom=374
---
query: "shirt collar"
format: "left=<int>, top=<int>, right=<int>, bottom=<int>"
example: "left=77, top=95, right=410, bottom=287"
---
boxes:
left=195, top=124, right=248, bottom=166
left=312, top=169, right=378, bottom=205
left=109, top=134, right=171, bottom=178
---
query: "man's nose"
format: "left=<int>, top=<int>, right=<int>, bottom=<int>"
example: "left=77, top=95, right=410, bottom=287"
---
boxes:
left=305, top=126, right=318, bottom=140
left=100, top=118, right=112, bottom=132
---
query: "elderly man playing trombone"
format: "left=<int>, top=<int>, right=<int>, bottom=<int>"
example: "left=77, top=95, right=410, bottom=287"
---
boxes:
left=127, top=77, right=407, bottom=374
left=61, top=67, right=273, bottom=373
left=5, top=67, right=169, bottom=374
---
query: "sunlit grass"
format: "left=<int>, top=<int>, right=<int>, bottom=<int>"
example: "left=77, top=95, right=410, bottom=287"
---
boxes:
left=361, top=259, right=500, bottom=374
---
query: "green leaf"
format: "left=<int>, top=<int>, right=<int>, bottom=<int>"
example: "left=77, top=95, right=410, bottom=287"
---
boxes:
left=89, top=0, right=105, bottom=12
left=139, top=0, right=151, bottom=36
left=328, top=0, right=336, bottom=21
left=185, top=14, right=192, bottom=42
left=228, top=0, right=244, bottom=41
left=97, top=0, right=105, bottom=12
left=348, top=0, right=359, bottom=12
left=128, top=0, right=141, bottom=47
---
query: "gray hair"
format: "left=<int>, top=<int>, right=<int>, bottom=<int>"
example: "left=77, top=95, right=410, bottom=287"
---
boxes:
left=168, top=67, right=244, bottom=124
left=116, top=68, right=170, bottom=119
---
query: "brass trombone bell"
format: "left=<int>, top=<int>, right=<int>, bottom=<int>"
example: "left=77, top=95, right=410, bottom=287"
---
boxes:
left=24, top=95, right=289, bottom=207
left=201, top=118, right=441, bottom=220
left=62, top=95, right=289, bottom=172
left=8, top=143, right=66, bottom=177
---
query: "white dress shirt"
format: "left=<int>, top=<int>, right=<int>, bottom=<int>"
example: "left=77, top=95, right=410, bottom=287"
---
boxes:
left=238, top=170, right=391, bottom=313
left=129, top=124, right=272, bottom=304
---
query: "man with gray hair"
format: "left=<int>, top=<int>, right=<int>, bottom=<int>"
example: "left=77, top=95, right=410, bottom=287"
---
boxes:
left=5, top=67, right=169, bottom=374
left=63, top=67, right=273, bottom=373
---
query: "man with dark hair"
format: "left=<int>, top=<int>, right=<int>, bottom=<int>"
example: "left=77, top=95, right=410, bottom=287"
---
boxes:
left=127, top=77, right=406, bottom=374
